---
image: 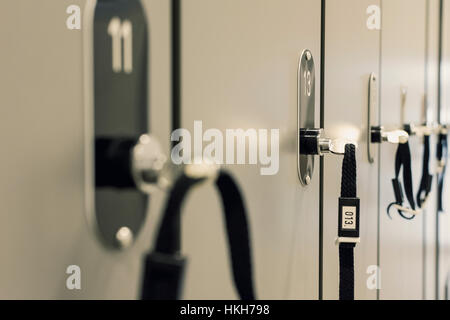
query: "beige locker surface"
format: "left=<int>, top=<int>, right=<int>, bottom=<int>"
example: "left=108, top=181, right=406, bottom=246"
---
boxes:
left=0, top=0, right=171, bottom=299
left=423, top=0, right=440, bottom=301
left=180, top=0, right=321, bottom=299
left=439, top=0, right=450, bottom=301
left=322, top=0, right=381, bottom=300
left=379, top=0, right=428, bottom=300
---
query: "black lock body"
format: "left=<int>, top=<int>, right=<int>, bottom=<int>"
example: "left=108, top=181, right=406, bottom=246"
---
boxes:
left=299, top=129, right=321, bottom=155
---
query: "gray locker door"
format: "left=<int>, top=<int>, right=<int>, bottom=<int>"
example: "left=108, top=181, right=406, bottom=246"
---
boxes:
left=439, top=0, right=450, bottom=301
left=423, top=0, right=440, bottom=301
left=181, top=0, right=321, bottom=299
left=0, top=0, right=171, bottom=299
left=322, top=0, right=381, bottom=300
left=379, top=0, right=428, bottom=300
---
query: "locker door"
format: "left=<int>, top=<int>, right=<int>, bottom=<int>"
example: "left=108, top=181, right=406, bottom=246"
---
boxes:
left=0, top=0, right=171, bottom=298
left=0, top=0, right=87, bottom=299
left=323, top=0, right=381, bottom=300
left=181, top=0, right=321, bottom=299
left=423, top=0, right=440, bottom=301
left=379, top=0, right=428, bottom=300
left=439, top=0, right=450, bottom=301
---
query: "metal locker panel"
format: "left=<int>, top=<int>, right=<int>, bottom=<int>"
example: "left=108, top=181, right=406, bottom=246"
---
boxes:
left=438, top=0, right=450, bottom=301
left=322, top=0, right=381, bottom=300
left=0, top=0, right=171, bottom=298
left=423, top=0, right=440, bottom=301
left=180, top=0, right=321, bottom=299
left=0, top=0, right=87, bottom=299
left=379, top=0, right=427, bottom=300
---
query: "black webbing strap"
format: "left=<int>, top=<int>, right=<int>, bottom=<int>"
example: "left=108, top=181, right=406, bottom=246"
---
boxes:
left=339, top=243, right=355, bottom=300
left=417, top=135, right=433, bottom=208
left=338, top=144, right=359, bottom=301
left=388, top=142, right=416, bottom=219
left=395, top=142, right=415, bottom=210
left=141, top=170, right=256, bottom=300
left=437, top=132, right=448, bottom=212
left=216, top=172, right=255, bottom=300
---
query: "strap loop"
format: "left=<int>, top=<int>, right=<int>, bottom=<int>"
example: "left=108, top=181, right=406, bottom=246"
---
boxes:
left=387, top=141, right=420, bottom=219
left=141, top=168, right=256, bottom=300
left=338, top=144, right=359, bottom=301
left=417, top=135, right=432, bottom=208
left=437, top=132, right=448, bottom=212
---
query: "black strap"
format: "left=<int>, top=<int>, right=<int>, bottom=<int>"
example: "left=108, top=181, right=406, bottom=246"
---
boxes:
left=437, top=132, right=448, bottom=212
left=417, top=135, right=433, bottom=208
left=216, top=172, right=255, bottom=300
left=396, top=142, right=415, bottom=210
left=388, top=142, right=416, bottom=219
left=339, top=243, right=355, bottom=300
left=141, top=170, right=256, bottom=300
left=338, top=144, right=359, bottom=301
left=154, top=174, right=202, bottom=254
left=340, top=145, right=356, bottom=198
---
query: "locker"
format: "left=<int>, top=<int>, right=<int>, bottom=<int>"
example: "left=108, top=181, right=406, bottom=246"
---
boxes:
left=322, top=0, right=381, bottom=300
left=379, top=0, right=429, bottom=300
left=439, top=0, right=450, bottom=300
left=180, top=0, right=321, bottom=299
left=1, top=0, right=450, bottom=301
left=0, top=0, right=171, bottom=298
left=423, top=0, right=440, bottom=300
left=0, top=0, right=87, bottom=299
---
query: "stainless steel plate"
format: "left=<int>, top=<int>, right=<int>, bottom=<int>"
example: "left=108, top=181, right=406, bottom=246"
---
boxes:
left=297, top=49, right=316, bottom=186
left=84, top=0, right=149, bottom=250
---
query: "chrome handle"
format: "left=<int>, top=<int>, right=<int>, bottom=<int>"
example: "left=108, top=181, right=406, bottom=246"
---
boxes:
left=131, top=134, right=221, bottom=194
left=371, top=126, right=409, bottom=144
left=131, top=134, right=170, bottom=194
left=299, top=129, right=347, bottom=156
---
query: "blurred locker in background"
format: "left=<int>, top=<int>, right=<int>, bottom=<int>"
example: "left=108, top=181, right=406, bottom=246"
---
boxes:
left=439, top=0, right=450, bottom=300
left=322, top=0, right=380, bottom=300
left=379, top=0, right=432, bottom=300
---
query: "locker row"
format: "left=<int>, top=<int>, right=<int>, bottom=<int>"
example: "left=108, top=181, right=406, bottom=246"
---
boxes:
left=1, top=0, right=450, bottom=300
